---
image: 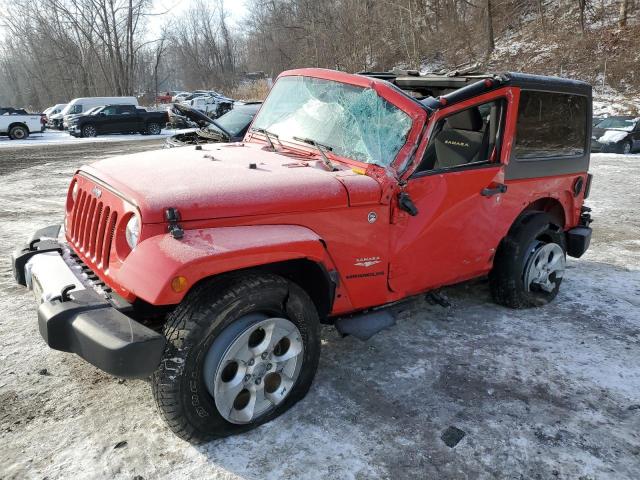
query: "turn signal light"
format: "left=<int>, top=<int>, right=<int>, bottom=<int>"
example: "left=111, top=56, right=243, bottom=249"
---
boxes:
left=171, top=276, right=188, bottom=293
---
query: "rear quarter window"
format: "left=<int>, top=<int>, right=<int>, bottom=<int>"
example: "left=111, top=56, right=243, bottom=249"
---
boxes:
left=513, top=91, right=587, bottom=159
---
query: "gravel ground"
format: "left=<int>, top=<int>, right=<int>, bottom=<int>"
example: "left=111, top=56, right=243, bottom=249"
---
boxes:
left=0, top=143, right=638, bottom=480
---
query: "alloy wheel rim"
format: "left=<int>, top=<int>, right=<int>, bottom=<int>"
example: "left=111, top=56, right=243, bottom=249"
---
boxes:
left=15, top=129, right=25, bottom=139
left=623, top=143, right=631, bottom=154
left=524, top=242, right=566, bottom=293
left=85, top=126, right=96, bottom=137
left=207, top=316, right=304, bottom=424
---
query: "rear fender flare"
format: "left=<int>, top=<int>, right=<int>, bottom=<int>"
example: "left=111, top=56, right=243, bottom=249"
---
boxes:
left=116, top=225, right=335, bottom=305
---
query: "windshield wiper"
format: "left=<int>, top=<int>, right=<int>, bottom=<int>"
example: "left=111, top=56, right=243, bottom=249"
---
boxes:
left=293, top=136, right=337, bottom=171
left=251, top=127, right=279, bottom=151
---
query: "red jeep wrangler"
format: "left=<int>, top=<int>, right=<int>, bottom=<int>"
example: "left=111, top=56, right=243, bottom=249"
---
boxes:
left=12, top=69, right=593, bottom=442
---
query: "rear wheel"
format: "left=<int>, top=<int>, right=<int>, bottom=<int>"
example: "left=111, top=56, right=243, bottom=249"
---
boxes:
left=81, top=124, right=97, bottom=137
left=490, top=212, right=567, bottom=308
left=9, top=125, right=28, bottom=140
left=152, top=272, right=320, bottom=442
left=146, top=122, right=161, bottom=135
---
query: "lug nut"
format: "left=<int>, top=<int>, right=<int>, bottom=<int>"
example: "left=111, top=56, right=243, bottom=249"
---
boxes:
left=255, top=378, right=261, bottom=385
left=244, top=374, right=251, bottom=382
left=261, top=352, right=269, bottom=360
left=248, top=359, right=255, bottom=366
left=266, top=363, right=272, bottom=370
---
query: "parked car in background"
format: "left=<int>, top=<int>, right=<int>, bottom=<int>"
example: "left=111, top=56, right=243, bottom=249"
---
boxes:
left=171, top=91, right=191, bottom=102
left=591, top=116, right=640, bottom=154
left=165, top=102, right=261, bottom=147
left=156, top=91, right=180, bottom=104
left=49, top=97, right=139, bottom=130
left=0, top=111, right=44, bottom=139
left=69, top=104, right=168, bottom=137
left=42, top=103, right=67, bottom=123
left=63, top=106, right=103, bottom=130
left=185, top=95, right=234, bottom=119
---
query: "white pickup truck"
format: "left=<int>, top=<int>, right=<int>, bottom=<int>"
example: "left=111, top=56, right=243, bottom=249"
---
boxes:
left=0, top=113, right=44, bottom=140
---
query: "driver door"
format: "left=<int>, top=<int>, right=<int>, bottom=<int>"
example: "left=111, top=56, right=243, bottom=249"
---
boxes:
left=388, top=92, right=513, bottom=295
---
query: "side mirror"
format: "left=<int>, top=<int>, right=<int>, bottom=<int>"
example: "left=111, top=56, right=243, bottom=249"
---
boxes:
left=398, top=192, right=419, bottom=216
left=98, top=113, right=106, bottom=117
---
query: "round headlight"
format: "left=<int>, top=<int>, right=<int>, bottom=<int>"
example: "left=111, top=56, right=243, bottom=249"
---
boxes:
left=71, top=182, right=79, bottom=202
left=125, top=216, right=140, bottom=250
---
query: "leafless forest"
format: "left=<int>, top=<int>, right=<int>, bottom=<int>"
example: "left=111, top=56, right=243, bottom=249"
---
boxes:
left=0, top=0, right=638, bottom=109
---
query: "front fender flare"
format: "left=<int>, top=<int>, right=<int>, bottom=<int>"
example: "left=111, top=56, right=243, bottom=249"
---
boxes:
left=116, top=225, right=333, bottom=305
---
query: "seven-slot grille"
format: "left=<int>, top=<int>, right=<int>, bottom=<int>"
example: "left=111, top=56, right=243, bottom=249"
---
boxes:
left=68, top=185, right=118, bottom=269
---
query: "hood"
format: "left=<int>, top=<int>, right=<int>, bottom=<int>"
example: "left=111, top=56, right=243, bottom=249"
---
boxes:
left=594, top=129, right=629, bottom=144
left=80, top=142, right=382, bottom=224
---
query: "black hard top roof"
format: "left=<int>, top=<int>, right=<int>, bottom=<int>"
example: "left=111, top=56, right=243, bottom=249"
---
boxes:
left=361, top=69, right=592, bottom=97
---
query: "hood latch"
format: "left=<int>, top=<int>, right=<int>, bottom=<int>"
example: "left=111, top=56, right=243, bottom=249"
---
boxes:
left=165, top=207, right=184, bottom=239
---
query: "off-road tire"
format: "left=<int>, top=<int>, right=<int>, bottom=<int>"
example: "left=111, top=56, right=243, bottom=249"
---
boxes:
left=9, top=125, right=28, bottom=140
left=152, top=272, right=321, bottom=443
left=81, top=124, right=97, bottom=138
left=146, top=122, right=161, bottom=135
left=489, top=211, right=566, bottom=308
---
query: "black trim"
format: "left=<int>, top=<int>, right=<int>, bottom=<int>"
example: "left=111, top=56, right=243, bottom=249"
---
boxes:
left=566, top=226, right=592, bottom=258
left=505, top=88, right=592, bottom=180
left=12, top=229, right=166, bottom=378
left=584, top=173, right=593, bottom=199
left=11, top=225, right=62, bottom=285
left=410, top=160, right=499, bottom=180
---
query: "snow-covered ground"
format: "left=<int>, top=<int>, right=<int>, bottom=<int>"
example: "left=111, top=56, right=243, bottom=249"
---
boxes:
left=0, top=129, right=183, bottom=149
left=0, top=148, right=639, bottom=479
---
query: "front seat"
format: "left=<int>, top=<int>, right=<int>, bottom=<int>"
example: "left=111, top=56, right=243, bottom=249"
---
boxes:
left=433, top=108, right=485, bottom=169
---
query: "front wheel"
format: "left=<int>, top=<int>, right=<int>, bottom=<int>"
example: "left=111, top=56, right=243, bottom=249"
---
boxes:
left=490, top=212, right=567, bottom=308
left=152, top=272, right=321, bottom=442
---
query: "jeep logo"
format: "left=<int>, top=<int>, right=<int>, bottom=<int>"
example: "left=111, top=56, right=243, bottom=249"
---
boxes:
left=91, top=186, right=102, bottom=198
left=445, top=139, right=469, bottom=148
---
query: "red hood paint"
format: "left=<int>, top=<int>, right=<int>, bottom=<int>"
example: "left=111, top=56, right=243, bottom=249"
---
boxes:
left=80, top=142, right=382, bottom=223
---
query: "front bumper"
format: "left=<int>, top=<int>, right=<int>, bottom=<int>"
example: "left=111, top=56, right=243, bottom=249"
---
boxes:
left=11, top=225, right=165, bottom=378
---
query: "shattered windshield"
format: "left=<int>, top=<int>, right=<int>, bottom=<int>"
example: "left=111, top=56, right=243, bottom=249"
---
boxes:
left=251, top=76, right=412, bottom=167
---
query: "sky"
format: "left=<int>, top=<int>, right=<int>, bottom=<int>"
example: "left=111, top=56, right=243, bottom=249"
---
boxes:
left=150, top=0, right=249, bottom=32
left=0, top=0, right=249, bottom=40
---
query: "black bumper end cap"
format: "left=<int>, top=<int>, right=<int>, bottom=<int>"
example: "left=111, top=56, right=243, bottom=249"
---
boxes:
left=12, top=225, right=62, bottom=286
left=38, top=290, right=166, bottom=379
left=566, top=226, right=592, bottom=258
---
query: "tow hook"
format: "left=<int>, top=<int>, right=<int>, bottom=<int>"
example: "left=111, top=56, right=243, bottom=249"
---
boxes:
left=165, top=207, right=184, bottom=239
left=52, top=284, right=76, bottom=303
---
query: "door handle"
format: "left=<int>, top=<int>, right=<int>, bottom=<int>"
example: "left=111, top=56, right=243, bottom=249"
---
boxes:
left=481, top=183, right=507, bottom=197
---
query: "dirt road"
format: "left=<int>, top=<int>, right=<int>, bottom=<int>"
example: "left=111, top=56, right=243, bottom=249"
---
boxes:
left=0, top=143, right=638, bottom=479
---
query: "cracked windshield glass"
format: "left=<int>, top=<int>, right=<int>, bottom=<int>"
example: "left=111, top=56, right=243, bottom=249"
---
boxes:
left=251, top=76, right=412, bottom=167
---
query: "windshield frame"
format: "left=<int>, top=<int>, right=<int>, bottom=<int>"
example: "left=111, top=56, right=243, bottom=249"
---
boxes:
left=245, top=68, right=427, bottom=171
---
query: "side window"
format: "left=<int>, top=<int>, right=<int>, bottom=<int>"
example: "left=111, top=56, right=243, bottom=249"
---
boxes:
left=102, top=106, right=118, bottom=116
left=417, top=99, right=505, bottom=173
left=117, top=105, right=134, bottom=114
left=513, top=91, right=587, bottom=159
